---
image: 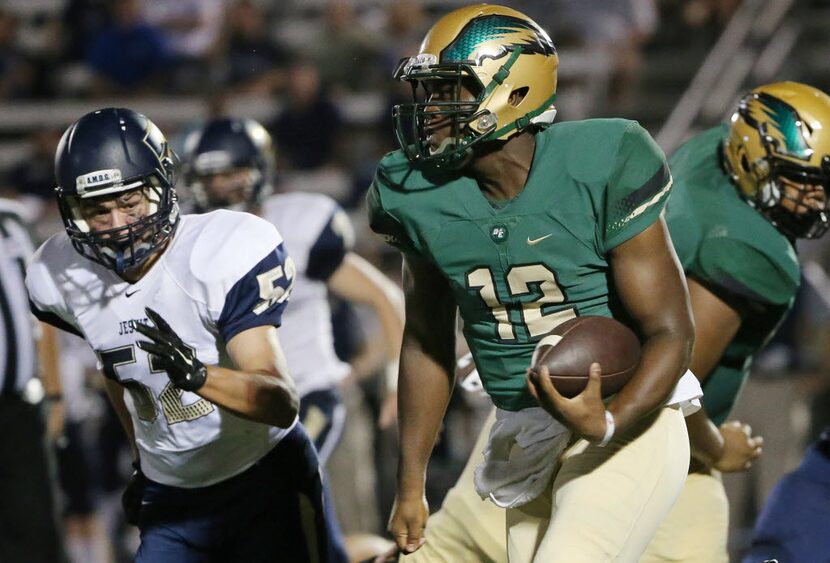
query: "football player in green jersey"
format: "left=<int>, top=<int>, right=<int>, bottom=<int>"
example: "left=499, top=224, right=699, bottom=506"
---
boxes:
left=368, top=4, right=700, bottom=562
left=641, top=82, right=830, bottom=562
left=375, top=80, right=830, bottom=563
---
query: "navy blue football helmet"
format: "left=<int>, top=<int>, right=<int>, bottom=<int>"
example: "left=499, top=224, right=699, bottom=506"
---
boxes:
left=181, top=118, right=275, bottom=212
left=55, top=108, right=179, bottom=273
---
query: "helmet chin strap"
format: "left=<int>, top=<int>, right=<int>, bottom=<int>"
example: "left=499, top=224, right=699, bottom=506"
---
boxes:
left=430, top=136, right=472, bottom=158
left=114, top=251, right=127, bottom=274
left=429, top=137, right=473, bottom=169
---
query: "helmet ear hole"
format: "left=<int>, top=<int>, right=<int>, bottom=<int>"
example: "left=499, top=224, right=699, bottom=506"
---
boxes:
left=741, top=154, right=751, bottom=173
left=508, top=87, right=529, bottom=107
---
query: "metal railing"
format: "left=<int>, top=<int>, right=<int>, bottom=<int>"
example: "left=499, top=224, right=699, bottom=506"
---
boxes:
left=656, top=0, right=799, bottom=154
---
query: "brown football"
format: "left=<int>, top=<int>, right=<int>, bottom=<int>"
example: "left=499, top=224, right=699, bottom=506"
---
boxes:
left=530, top=316, right=641, bottom=398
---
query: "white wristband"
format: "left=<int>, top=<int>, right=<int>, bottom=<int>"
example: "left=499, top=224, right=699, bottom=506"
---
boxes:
left=597, top=410, right=615, bottom=447
left=384, top=360, right=399, bottom=392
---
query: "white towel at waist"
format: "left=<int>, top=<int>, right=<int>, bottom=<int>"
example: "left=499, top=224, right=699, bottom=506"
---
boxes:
left=474, top=369, right=703, bottom=509
left=474, top=407, right=571, bottom=509
left=666, top=369, right=703, bottom=416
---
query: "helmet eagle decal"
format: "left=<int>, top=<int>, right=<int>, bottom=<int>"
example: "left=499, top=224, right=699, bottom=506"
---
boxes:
left=441, top=15, right=555, bottom=65
left=742, top=92, right=812, bottom=161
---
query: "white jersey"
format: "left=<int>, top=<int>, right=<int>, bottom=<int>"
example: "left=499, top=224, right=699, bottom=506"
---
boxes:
left=260, top=193, right=351, bottom=397
left=26, top=210, right=297, bottom=488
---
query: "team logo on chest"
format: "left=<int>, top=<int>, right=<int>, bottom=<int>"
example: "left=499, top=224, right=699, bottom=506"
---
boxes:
left=490, top=224, right=509, bottom=242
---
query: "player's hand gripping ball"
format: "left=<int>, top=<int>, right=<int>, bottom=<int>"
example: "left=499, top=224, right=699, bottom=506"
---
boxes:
left=530, top=316, right=641, bottom=398
left=135, top=307, right=208, bottom=392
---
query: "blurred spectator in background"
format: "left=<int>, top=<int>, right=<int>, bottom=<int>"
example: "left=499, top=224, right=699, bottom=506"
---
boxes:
left=5, top=129, right=64, bottom=242
left=222, top=0, right=290, bottom=95
left=377, top=0, right=428, bottom=152
left=308, top=0, right=382, bottom=93
left=558, top=0, right=658, bottom=107
left=377, top=0, right=427, bottom=73
left=272, top=60, right=342, bottom=171
left=85, top=0, right=169, bottom=95
left=141, top=0, right=224, bottom=94
left=681, top=0, right=743, bottom=28
left=6, top=130, right=58, bottom=202
left=0, top=8, right=36, bottom=99
left=63, top=0, right=109, bottom=62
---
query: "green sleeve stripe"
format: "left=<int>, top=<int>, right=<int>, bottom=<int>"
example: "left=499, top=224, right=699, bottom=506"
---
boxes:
left=614, top=174, right=672, bottom=230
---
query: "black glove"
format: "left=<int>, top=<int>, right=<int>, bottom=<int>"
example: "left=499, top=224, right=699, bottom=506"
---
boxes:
left=122, top=461, right=147, bottom=526
left=135, top=307, right=208, bottom=392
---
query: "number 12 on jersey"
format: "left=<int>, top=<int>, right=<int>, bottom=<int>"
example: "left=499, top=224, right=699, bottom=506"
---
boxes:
left=466, top=264, right=576, bottom=340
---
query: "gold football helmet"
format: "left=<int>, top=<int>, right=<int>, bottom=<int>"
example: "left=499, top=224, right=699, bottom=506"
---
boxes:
left=393, top=4, right=558, bottom=167
left=723, top=81, right=830, bottom=238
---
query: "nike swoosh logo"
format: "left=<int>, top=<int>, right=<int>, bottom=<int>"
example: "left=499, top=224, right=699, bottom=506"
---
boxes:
left=527, top=234, right=553, bottom=245
left=125, top=289, right=141, bottom=298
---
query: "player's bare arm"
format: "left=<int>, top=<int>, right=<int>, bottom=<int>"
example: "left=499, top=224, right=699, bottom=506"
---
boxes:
left=205, top=325, right=298, bottom=428
left=136, top=308, right=298, bottom=428
left=327, top=252, right=404, bottom=427
left=684, top=277, right=763, bottom=470
left=37, top=322, right=65, bottom=442
left=528, top=217, right=694, bottom=440
left=103, top=376, right=139, bottom=460
left=389, top=252, right=457, bottom=554
left=102, top=375, right=146, bottom=525
left=327, top=252, right=405, bottom=371
left=606, top=217, right=695, bottom=432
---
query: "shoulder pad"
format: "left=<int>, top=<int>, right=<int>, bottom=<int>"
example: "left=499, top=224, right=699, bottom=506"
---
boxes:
left=546, top=119, right=636, bottom=184
left=698, top=230, right=799, bottom=305
left=25, top=234, right=82, bottom=328
left=186, top=210, right=284, bottom=287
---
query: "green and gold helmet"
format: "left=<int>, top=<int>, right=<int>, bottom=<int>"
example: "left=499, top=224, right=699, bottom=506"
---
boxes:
left=393, top=4, right=558, bottom=168
left=723, top=81, right=830, bottom=238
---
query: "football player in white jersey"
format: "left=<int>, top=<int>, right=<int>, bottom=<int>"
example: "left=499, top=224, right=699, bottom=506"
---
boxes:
left=181, top=117, right=404, bottom=466
left=25, top=108, right=348, bottom=563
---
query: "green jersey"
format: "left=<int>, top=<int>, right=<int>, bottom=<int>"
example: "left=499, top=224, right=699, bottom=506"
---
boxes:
left=369, top=119, right=671, bottom=411
left=665, top=124, right=800, bottom=425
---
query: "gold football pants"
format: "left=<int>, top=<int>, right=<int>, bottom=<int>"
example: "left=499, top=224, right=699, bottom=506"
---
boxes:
left=404, top=406, right=689, bottom=563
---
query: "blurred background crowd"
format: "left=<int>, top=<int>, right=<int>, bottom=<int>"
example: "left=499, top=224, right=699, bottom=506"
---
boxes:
left=1, top=0, right=830, bottom=561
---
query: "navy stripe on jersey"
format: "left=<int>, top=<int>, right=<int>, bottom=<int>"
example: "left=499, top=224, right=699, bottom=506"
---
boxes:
left=306, top=210, right=348, bottom=282
left=218, top=243, right=294, bottom=342
left=29, top=300, right=84, bottom=338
